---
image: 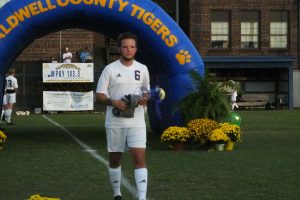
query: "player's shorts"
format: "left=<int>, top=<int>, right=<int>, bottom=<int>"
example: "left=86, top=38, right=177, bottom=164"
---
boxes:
left=6, top=93, right=16, bottom=104
left=2, top=94, right=7, bottom=105
left=106, top=127, right=146, bottom=152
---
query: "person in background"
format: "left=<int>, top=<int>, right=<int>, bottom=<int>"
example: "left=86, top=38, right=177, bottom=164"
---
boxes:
left=80, top=46, right=91, bottom=63
left=50, top=56, right=58, bottom=63
left=5, top=69, right=18, bottom=125
left=231, top=89, right=239, bottom=110
left=62, top=47, right=72, bottom=63
left=96, top=32, right=150, bottom=200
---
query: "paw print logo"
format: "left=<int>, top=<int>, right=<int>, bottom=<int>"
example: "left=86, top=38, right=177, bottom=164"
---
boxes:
left=176, top=50, right=191, bottom=65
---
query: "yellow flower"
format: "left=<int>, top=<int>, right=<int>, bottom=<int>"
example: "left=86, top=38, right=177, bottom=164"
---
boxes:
left=218, top=123, right=241, bottom=142
left=160, top=126, right=191, bottom=143
left=187, top=119, right=219, bottom=144
left=28, top=194, right=60, bottom=200
left=208, top=128, right=229, bottom=143
left=0, top=130, right=7, bottom=144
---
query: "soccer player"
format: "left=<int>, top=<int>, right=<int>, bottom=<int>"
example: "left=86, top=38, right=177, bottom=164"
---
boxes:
left=96, top=32, right=150, bottom=200
left=5, top=69, right=18, bottom=125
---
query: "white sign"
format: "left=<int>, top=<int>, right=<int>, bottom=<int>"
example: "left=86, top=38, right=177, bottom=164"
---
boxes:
left=43, top=63, right=94, bottom=83
left=43, top=91, right=94, bottom=111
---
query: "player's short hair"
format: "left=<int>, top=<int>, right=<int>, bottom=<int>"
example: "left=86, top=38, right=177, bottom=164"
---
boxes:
left=8, top=68, right=15, bottom=75
left=117, top=32, right=138, bottom=47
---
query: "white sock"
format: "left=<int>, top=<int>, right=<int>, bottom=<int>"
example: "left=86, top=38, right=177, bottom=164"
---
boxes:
left=109, top=166, right=122, bottom=197
left=1, top=110, right=4, bottom=119
left=135, top=168, right=148, bottom=200
left=4, top=109, right=12, bottom=123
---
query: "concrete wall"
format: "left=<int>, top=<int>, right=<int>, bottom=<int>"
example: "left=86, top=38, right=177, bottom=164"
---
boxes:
left=293, top=70, right=300, bottom=107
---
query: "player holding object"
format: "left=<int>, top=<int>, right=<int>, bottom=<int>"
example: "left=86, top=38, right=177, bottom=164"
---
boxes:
left=96, top=32, right=150, bottom=200
left=5, top=69, right=18, bottom=125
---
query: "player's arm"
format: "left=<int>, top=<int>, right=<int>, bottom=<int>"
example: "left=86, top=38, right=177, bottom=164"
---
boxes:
left=96, top=93, right=127, bottom=110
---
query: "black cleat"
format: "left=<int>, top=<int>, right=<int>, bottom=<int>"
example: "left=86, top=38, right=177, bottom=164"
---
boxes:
left=7, top=122, right=14, bottom=125
left=114, top=195, right=122, bottom=200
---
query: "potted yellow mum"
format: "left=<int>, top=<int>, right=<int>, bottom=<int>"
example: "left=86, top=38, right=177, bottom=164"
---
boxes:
left=187, top=118, right=219, bottom=146
left=218, top=123, right=241, bottom=150
left=0, top=130, right=7, bottom=150
left=160, top=126, right=191, bottom=150
left=208, top=128, right=230, bottom=151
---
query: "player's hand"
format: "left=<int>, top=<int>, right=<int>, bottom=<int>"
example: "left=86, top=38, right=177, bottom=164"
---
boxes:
left=138, top=96, right=148, bottom=106
left=112, top=99, right=128, bottom=110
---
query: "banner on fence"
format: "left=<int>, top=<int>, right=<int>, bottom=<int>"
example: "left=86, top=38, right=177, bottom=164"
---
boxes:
left=43, top=91, right=94, bottom=111
left=43, top=63, right=94, bottom=83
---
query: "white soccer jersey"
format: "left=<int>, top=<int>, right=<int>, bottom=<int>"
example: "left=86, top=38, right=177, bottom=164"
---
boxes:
left=5, top=75, right=18, bottom=91
left=96, top=60, right=150, bottom=128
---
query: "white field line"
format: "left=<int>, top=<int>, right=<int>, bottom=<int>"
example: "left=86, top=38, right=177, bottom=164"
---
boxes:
left=42, top=115, right=138, bottom=199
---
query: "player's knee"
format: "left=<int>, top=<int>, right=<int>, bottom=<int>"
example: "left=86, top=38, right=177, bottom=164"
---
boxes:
left=133, top=155, right=146, bottom=168
left=109, top=153, right=122, bottom=168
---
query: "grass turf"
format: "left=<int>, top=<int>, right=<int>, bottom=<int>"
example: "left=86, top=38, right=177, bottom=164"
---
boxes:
left=0, top=110, right=300, bottom=200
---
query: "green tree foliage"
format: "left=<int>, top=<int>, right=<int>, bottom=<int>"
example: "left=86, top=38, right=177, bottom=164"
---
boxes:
left=178, top=70, right=231, bottom=123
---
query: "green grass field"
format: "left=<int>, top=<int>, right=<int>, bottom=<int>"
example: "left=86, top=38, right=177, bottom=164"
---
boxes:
left=0, top=110, right=300, bottom=200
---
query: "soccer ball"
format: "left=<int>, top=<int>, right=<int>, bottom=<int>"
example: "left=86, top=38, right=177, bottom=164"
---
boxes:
left=158, top=88, right=166, bottom=100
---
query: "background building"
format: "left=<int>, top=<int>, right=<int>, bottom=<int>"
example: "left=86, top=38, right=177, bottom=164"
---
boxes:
left=1, top=0, right=299, bottom=110
left=184, top=0, right=298, bottom=109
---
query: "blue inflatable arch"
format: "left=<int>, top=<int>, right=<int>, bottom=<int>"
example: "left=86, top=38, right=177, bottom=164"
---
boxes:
left=0, top=0, right=204, bottom=131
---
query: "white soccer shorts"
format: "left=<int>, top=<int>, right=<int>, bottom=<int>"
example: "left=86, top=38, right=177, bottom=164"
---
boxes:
left=106, top=127, right=146, bottom=152
left=6, top=93, right=16, bottom=104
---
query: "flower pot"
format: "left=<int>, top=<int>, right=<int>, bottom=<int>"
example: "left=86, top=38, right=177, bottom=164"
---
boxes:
left=225, top=141, right=235, bottom=151
left=215, top=143, right=225, bottom=151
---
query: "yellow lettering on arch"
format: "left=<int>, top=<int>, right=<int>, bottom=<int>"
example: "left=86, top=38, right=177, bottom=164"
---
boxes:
left=131, top=4, right=141, bottom=17
left=7, top=15, right=19, bottom=29
left=37, top=1, right=49, bottom=13
left=83, top=0, right=94, bottom=5
left=150, top=18, right=162, bottom=32
left=165, top=35, right=178, bottom=47
left=28, top=2, right=40, bottom=16
left=108, top=0, right=115, bottom=9
left=14, top=7, right=31, bottom=22
left=46, top=0, right=57, bottom=10
left=0, top=32, right=6, bottom=39
left=57, top=0, right=69, bottom=7
left=157, top=25, right=170, bottom=41
left=70, top=0, right=82, bottom=5
left=118, top=0, right=129, bottom=12
left=94, top=0, right=107, bottom=7
left=0, top=24, right=11, bottom=35
left=142, top=12, right=155, bottom=26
